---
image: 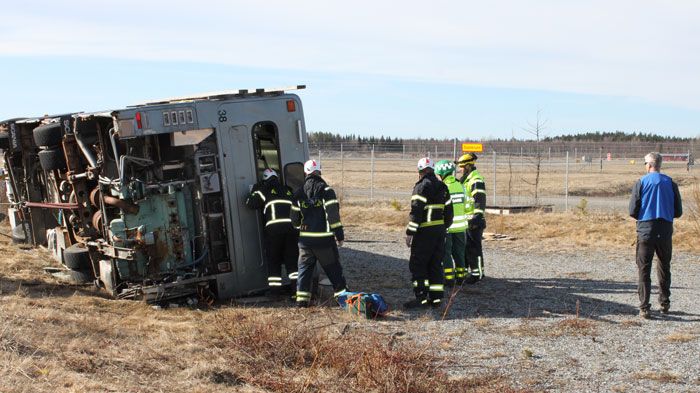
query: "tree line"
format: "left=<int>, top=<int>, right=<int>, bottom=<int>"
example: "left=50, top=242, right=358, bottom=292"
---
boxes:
left=308, top=131, right=693, bottom=145
left=543, top=131, right=692, bottom=142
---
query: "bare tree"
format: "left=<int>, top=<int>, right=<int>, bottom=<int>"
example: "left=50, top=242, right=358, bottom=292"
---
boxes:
left=521, top=110, right=548, bottom=204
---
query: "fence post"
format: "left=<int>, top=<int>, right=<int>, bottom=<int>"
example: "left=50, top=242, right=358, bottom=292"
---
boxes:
left=493, top=150, right=497, bottom=206
left=453, top=138, right=457, bottom=161
left=520, top=146, right=524, bottom=172
left=318, top=148, right=322, bottom=167
left=340, top=143, right=344, bottom=197
left=370, top=144, right=375, bottom=202
left=599, top=147, right=603, bottom=173
left=402, top=144, right=405, bottom=160
left=435, top=145, right=438, bottom=159
left=565, top=150, right=569, bottom=212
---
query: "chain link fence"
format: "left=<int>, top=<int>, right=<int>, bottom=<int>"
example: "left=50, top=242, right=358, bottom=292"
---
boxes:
left=308, top=140, right=697, bottom=213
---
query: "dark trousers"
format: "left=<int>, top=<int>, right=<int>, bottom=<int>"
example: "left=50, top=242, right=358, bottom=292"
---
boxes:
left=296, top=243, right=347, bottom=304
left=466, top=227, right=484, bottom=278
left=409, top=229, right=445, bottom=304
left=443, top=231, right=467, bottom=284
left=265, top=232, right=299, bottom=288
left=636, top=236, right=672, bottom=311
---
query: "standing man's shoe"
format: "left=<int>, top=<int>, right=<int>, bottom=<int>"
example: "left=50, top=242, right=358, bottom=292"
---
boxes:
left=660, top=305, right=670, bottom=314
left=639, top=309, right=651, bottom=319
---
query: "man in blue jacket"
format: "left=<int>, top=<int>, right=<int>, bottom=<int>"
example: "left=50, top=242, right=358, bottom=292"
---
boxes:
left=629, top=152, right=683, bottom=319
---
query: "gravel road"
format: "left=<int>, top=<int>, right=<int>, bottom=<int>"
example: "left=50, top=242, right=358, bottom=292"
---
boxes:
left=336, top=228, right=700, bottom=392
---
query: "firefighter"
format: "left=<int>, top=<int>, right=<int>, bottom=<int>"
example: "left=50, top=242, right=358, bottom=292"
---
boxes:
left=457, top=153, right=486, bottom=283
left=404, top=157, right=454, bottom=309
left=245, top=168, right=299, bottom=296
left=434, top=160, right=468, bottom=286
left=290, top=160, right=348, bottom=307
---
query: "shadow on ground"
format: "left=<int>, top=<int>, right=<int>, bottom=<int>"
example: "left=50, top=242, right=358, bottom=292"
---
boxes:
left=3, top=244, right=697, bottom=325
left=339, top=247, right=700, bottom=323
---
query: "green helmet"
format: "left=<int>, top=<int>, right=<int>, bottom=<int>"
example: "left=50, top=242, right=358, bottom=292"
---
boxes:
left=434, top=160, right=455, bottom=177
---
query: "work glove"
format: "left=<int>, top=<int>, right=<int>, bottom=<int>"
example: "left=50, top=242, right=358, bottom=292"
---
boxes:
left=405, top=235, right=413, bottom=248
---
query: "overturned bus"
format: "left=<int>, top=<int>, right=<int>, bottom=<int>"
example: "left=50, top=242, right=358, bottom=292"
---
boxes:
left=0, top=86, right=309, bottom=302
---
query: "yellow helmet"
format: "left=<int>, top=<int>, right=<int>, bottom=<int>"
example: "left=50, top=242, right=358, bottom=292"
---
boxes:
left=457, top=153, right=478, bottom=167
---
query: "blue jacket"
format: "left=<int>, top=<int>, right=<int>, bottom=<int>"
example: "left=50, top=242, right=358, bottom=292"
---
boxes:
left=629, top=172, right=682, bottom=240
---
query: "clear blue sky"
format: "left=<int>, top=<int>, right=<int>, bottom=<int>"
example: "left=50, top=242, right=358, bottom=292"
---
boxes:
left=2, top=1, right=699, bottom=140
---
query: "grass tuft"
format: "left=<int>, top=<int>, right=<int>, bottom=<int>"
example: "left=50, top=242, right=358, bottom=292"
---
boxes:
left=634, top=370, right=681, bottom=383
left=553, top=318, right=597, bottom=336
left=665, top=331, right=697, bottom=343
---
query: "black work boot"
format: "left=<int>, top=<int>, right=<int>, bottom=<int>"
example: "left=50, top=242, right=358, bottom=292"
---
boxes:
left=464, top=275, right=479, bottom=284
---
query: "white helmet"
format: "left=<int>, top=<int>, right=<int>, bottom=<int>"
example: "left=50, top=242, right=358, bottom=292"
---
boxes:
left=304, top=159, right=321, bottom=175
left=417, top=157, right=433, bottom=171
left=262, top=168, right=277, bottom=180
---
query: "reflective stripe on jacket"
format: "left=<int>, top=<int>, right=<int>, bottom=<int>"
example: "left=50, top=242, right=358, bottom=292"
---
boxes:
left=444, top=175, right=468, bottom=233
left=463, top=169, right=486, bottom=218
left=245, top=178, right=296, bottom=235
left=406, top=172, right=454, bottom=235
left=291, top=175, right=344, bottom=246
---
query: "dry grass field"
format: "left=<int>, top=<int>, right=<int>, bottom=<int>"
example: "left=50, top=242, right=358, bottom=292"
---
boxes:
left=318, top=157, right=698, bottom=204
left=0, top=232, right=519, bottom=393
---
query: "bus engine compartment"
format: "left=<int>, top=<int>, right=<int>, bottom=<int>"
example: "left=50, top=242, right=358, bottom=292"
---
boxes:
left=0, top=86, right=309, bottom=303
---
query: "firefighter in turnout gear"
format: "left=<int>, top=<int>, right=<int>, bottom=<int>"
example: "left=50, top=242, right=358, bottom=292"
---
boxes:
left=404, top=157, right=454, bottom=309
left=245, top=168, right=299, bottom=296
left=434, top=160, right=468, bottom=286
left=457, top=153, right=486, bottom=283
left=290, top=160, right=348, bottom=307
